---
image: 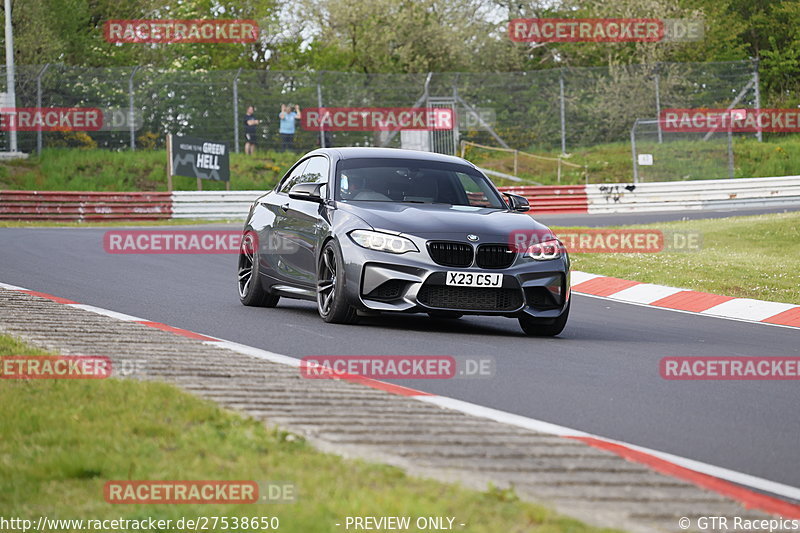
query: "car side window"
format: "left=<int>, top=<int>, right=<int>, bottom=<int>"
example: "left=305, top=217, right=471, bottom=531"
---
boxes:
left=300, top=156, right=329, bottom=185
left=288, top=156, right=329, bottom=197
left=457, top=173, right=493, bottom=207
left=278, top=160, right=310, bottom=193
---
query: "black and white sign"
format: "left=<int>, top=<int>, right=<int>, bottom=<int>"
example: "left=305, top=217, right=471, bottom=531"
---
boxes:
left=170, top=135, right=230, bottom=182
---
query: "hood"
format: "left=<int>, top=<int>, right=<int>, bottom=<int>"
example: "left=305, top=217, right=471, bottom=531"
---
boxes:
left=336, top=201, right=552, bottom=241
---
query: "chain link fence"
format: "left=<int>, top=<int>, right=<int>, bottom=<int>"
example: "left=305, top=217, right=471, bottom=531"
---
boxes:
left=1, top=60, right=760, bottom=181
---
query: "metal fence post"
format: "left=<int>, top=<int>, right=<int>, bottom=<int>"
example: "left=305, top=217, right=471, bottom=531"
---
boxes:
left=559, top=68, right=566, bottom=155
left=727, top=126, right=735, bottom=178
left=513, top=150, right=518, bottom=176
left=128, top=66, right=140, bottom=150
left=35, top=63, right=50, bottom=155
left=4, top=0, right=17, bottom=153
left=557, top=157, right=562, bottom=183
left=233, top=68, right=242, bottom=153
left=317, top=71, right=325, bottom=148
left=451, top=74, right=460, bottom=155
left=631, top=119, right=639, bottom=183
left=753, top=58, right=762, bottom=142
left=654, top=63, right=663, bottom=144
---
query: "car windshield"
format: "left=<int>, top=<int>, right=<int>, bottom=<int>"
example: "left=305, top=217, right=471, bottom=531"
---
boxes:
left=335, top=158, right=506, bottom=208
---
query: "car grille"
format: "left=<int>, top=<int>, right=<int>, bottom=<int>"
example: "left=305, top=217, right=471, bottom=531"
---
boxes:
left=427, top=241, right=474, bottom=268
left=417, top=285, right=523, bottom=311
left=476, top=244, right=515, bottom=269
left=365, top=279, right=406, bottom=300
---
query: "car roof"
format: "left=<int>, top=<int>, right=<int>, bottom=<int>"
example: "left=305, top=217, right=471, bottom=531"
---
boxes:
left=305, top=147, right=477, bottom=168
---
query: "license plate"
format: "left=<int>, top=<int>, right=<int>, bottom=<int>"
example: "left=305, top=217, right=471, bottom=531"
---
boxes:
left=446, top=272, right=503, bottom=288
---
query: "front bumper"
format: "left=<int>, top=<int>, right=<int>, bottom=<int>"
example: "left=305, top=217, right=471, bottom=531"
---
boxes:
left=340, top=237, right=570, bottom=318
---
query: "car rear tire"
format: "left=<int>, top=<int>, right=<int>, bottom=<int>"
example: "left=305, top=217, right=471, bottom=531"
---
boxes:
left=238, top=231, right=280, bottom=307
left=317, top=241, right=358, bottom=324
left=518, top=300, right=570, bottom=337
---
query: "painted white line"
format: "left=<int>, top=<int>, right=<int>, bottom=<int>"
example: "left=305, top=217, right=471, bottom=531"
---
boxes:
left=204, top=339, right=301, bottom=368
left=0, top=282, right=28, bottom=290
left=417, top=395, right=589, bottom=437
left=570, top=271, right=602, bottom=285
left=701, top=298, right=798, bottom=322
left=606, top=283, right=683, bottom=304
left=417, top=397, right=800, bottom=502
left=67, top=304, right=145, bottom=322
left=611, top=440, right=800, bottom=503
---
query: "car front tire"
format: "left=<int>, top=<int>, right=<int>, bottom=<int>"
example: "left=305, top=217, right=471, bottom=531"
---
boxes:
left=518, top=300, right=570, bottom=337
left=316, top=240, right=358, bottom=324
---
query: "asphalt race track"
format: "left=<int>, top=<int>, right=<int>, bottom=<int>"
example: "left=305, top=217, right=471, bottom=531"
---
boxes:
left=1, top=209, right=798, bottom=496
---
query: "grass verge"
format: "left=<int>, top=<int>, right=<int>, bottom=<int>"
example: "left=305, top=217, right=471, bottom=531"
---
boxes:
left=562, top=211, right=800, bottom=304
left=0, top=332, right=620, bottom=533
left=464, top=135, right=800, bottom=186
left=0, top=148, right=300, bottom=192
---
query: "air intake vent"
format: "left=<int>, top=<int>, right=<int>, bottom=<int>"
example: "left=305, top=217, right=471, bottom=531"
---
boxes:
left=418, top=285, right=523, bottom=311
left=365, top=280, right=406, bottom=300
left=427, top=241, right=473, bottom=268
left=476, top=244, right=515, bottom=269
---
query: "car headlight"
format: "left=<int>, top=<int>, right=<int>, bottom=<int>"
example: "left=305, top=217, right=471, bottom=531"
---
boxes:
left=526, top=239, right=564, bottom=260
left=349, top=230, right=418, bottom=254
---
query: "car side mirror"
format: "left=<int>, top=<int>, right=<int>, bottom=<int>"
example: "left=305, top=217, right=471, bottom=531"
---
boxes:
left=288, top=182, right=325, bottom=203
left=504, top=193, right=530, bottom=212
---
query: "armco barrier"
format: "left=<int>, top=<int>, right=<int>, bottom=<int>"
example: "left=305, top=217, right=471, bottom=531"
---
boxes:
left=171, top=191, right=260, bottom=219
left=499, top=185, right=588, bottom=214
left=0, top=191, right=172, bottom=221
left=499, top=175, right=800, bottom=215
left=2, top=176, right=799, bottom=221
left=585, top=176, right=800, bottom=214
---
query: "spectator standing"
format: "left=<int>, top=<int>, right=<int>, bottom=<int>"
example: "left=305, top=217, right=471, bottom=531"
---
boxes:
left=279, top=104, right=301, bottom=151
left=243, top=105, right=260, bottom=155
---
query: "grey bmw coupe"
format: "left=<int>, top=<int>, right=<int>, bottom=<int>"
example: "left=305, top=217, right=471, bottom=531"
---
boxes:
left=238, top=147, right=570, bottom=336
